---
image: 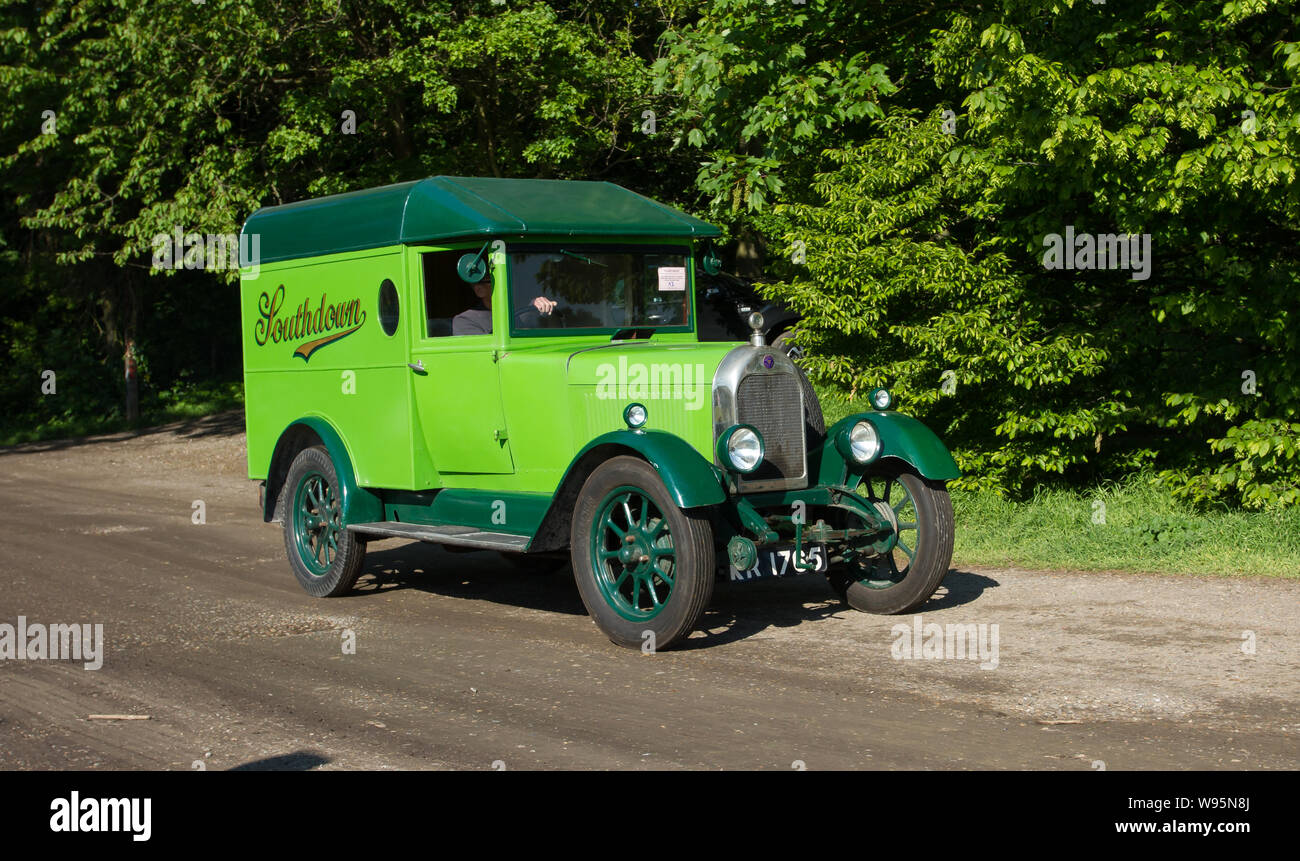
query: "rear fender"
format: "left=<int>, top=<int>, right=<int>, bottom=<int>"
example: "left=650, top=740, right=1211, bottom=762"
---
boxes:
left=264, top=417, right=384, bottom=526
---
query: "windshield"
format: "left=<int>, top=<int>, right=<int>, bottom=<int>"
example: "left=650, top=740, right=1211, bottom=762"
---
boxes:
left=507, top=244, right=692, bottom=334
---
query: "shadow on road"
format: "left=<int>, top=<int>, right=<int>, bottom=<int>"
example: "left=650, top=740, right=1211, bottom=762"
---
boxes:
left=924, top=569, right=1001, bottom=610
left=348, top=540, right=998, bottom=649
left=228, top=750, right=331, bottom=771
left=349, top=542, right=588, bottom=617
left=688, top=568, right=997, bottom=649
left=690, top=581, right=848, bottom=649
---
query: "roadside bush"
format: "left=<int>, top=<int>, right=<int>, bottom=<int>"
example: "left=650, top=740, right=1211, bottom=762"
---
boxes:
left=764, top=2, right=1300, bottom=508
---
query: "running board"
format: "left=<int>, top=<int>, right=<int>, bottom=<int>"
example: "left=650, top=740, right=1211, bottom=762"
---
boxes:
left=347, top=522, right=530, bottom=552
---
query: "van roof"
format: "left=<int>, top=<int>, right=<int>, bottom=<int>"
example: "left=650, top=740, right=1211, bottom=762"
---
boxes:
left=241, top=176, right=722, bottom=265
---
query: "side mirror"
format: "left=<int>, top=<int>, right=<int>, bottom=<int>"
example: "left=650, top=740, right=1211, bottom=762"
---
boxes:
left=457, top=252, right=488, bottom=284
left=701, top=252, right=722, bottom=276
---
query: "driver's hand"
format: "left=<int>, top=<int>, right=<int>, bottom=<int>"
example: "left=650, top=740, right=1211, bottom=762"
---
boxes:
left=532, top=296, right=557, bottom=315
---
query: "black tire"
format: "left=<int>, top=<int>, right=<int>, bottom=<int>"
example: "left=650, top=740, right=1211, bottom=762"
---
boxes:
left=570, top=456, right=714, bottom=650
left=827, top=466, right=953, bottom=614
left=282, top=446, right=367, bottom=598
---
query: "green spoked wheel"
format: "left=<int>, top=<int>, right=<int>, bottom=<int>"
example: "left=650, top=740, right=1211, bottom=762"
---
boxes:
left=591, top=486, right=677, bottom=621
left=828, top=466, right=953, bottom=614
left=571, top=456, right=713, bottom=649
left=283, top=446, right=366, bottom=597
left=294, top=471, right=340, bottom=575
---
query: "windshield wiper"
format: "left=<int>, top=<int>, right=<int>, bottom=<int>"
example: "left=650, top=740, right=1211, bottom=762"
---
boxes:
left=560, top=249, right=607, bottom=267
left=611, top=328, right=654, bottom=341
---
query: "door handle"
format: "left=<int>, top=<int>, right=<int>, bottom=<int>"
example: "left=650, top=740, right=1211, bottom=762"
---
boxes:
left=407, top=360, right=425, bottom=373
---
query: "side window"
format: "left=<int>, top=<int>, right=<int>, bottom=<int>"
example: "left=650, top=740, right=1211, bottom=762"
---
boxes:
left=421, top=250, right=491, bottom=337
left=377, top=279, right=399, bottom=336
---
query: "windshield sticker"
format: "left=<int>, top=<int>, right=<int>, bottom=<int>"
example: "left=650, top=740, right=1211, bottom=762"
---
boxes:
left=657, top=266, right=686, bottom=291
left=254, top=284, right=366, bottom=362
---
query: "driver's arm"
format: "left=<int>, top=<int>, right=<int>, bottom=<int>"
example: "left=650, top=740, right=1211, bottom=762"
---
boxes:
left=513, top=295, right=560, bottom=327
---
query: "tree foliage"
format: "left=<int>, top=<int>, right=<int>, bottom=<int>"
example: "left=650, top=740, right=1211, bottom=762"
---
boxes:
left=4, top=0, right=1300, bottom=512
left=0, top=0, right=695, bottom=431
left=765, top=0, right=1300, bottom=507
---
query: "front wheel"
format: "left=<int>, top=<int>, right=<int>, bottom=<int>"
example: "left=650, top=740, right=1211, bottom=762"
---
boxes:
left=282, top=446, right=366, bottom=597
left=827, top=466, right=953, bottom=614
left=570, top=456, right=714, bottom=650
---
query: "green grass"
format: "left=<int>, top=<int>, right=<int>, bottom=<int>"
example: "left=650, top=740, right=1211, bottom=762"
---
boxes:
left=815, top=384, right=1300, bottom=577
left=0, top=380, right=244, bottom=447
left=818, top=388, right=878, bottom=428
left=951, top=479, right=1300, bottom=578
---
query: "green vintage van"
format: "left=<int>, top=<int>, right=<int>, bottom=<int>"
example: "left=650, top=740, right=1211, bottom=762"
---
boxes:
left=239, top=177, right=959, bottom=649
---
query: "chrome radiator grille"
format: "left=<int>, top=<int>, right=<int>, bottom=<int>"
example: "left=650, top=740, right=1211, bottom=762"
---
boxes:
left=736, top=372, right=806, bottom=488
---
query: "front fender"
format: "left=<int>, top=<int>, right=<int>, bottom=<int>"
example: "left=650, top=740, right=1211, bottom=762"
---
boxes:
left=816, top=412, right=961, bottom=485
left=569, top=429, right=727, bottom=509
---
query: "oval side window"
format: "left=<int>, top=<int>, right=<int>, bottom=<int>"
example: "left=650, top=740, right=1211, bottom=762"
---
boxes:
left=378, top=279, right=399, bottom=336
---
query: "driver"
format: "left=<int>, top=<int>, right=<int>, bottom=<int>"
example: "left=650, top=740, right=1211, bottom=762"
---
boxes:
left=452, top=271, right=556, bottom=335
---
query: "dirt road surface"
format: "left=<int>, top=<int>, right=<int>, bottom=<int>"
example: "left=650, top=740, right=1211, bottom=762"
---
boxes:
left=1, top=412, right=1296, bottom=770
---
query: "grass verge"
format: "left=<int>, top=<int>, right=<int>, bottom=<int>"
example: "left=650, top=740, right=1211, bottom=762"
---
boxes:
left=951, top=479, right=1300, bottom=578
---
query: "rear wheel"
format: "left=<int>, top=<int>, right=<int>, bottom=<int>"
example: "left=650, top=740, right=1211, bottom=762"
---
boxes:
left=827, top=465, right=953, bottom=614
left=571, top=457, right=714, bottom=650
left=282, top=446, right=366, bottom=597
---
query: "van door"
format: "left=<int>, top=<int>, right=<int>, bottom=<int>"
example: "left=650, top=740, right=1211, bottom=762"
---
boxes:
left=408, top=249, right=515, bottom=476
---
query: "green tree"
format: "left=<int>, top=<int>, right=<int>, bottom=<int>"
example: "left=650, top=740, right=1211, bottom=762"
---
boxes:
left=768, top=0, right=1300, bottom=506
left=651, top=0, right=954, bottom=231
left=0, top=0, right=694, bottom=433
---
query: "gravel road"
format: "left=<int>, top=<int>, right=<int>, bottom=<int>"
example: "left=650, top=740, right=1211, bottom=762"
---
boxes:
left=0, top=411, right=1295, bottom=770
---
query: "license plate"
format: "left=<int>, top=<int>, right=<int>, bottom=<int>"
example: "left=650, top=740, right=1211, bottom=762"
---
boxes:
left=729, top=544, right=827, bottom=582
